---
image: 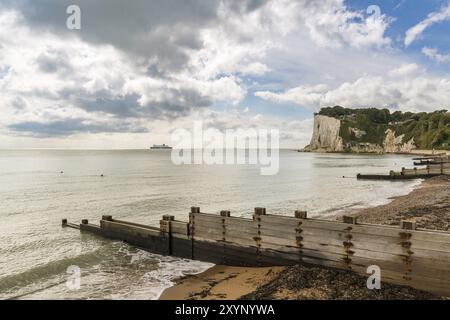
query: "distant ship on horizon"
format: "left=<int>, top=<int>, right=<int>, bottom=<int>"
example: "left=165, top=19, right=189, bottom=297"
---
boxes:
left=150, top=144, right=172, bottom=150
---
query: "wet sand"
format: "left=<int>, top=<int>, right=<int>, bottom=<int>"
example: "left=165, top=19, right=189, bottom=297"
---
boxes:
left=159, top=176, right=450, bottom=300
left=159, top=266, right=283, bottom=300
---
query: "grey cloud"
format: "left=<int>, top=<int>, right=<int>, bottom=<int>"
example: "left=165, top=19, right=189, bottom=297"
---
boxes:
left=36, top=50, right=73, bottom=74
left=11, top=96, right=28, bottom=110
left=2, top=0, right=264, bottom=136
left=3, top=0, right=267, bottom=70
left=8, top=118, right=148, bottom=137
left=58, top=88, right=213, bottom=120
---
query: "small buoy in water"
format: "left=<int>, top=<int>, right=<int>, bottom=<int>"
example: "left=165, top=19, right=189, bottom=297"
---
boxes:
left=60, top=171, right=64, bottom=174
left=100, top=174, right=104, bottom=177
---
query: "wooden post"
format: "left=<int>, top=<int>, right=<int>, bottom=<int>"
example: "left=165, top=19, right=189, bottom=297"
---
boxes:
left=163, top=215, right=175, bottom=221
left=401, top=221, right=416, bottom=230
left=62, top=219, right=67, bottom=226
left=295, top=210, right=307, bottom=219
left=220, top=210, right=231, bottom=217
left=253, top=208, right=265, bottom=263
left=220, top=211, right=229, bottom=243
left=102, top=215, right=113, bottom=221
left=161, top=215, right=175, bottom=238
left=401, top=167, right=405, bottom=175
left=191, top=207, right=200, bottom=214
left=389, top=170, right=395, bottom=177
left=81, top=219, right=88, bottom=225
left=343, top=216, right=357, bottom=225
left=254, top=207, right=266, bottom=216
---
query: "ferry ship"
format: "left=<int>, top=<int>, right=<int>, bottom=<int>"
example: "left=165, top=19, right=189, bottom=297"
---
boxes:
left=150, top=144, right=172, bottom=150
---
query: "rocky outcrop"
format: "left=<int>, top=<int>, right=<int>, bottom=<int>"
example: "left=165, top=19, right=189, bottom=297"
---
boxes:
left=383, top=129, right=415, bottom=153
left=304, top=115, right=343, bottom=152
left=304, top=115, right=417, bottom=153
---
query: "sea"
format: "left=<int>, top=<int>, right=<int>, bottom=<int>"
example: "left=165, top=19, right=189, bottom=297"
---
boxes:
left=0, top=149, right=421, bottom=299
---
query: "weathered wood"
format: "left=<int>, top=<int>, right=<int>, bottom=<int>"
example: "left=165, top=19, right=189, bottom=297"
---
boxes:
left=111, top=219, right=160, bottom=231
left=64, top=222, right=81, bottom=230
left=66, top=208, right=450, bottom=297
left=101, top=220, right=162, bottom=238
left=80, top=223, right=103, bottom=236
left=171, top=221, right=190, bottom=236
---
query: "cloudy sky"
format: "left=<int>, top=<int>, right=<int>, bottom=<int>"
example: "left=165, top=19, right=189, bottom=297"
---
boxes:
left=1, top=0, right=450, bottom=149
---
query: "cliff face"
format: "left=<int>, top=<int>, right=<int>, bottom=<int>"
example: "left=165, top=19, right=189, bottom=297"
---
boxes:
left=305, top=106, right=449, bottom=153
left=305, top=114, right=417, bottom=154
left=307, top=115, right=343, bottom=152
left=383, top=129, right=416, bottom=153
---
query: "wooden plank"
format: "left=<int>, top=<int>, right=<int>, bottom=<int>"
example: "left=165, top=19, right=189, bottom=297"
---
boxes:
left=101, top=220, right=161, bottom=238
left=259, top=242, right=301, bottom=253
left=349, top=256, right=408, bottom=279
left=257, top=215, right=303, bottom=228
left=223, top=216, right=257, bottom=227
left=223, top=233, right=259, bottom=247
left=300, top=248, right=348, bottom=264
left=259, top=235, right=297, bottom=247
left=301, top=228, right=348, bottom=242
left=412, top=247, right=450, bottom=263
left=224, top=221, right=258, bottom=234
left=111, top=219, right=160, bottom=231
left=349, top=264, right=413, bottom=287
left=258, top=214, right=302, bottom=223
left=193, top=227, right=224, bottom=241
left=225, top=228, right=258, bottom=240
left=301, top=240, right=347, bottom=256
left=192, top=217, right=224, bottom=226
left=171, top=221, right=189, bottom=235
left=302, top=256, right=349, bottom=270
left=191, top=213, right=225, bottom=225
left=409, top=262, right=450, bottom=281
left=259, top=227, right=297, bottom=240
left=409, top=229, right=450, bottom=244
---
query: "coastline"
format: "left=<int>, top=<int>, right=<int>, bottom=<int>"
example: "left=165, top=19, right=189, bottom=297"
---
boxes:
left=159, top=176, right=450, bottom=300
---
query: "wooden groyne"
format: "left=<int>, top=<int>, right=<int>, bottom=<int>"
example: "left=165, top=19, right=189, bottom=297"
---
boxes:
left=358, top=155, right=450, bottom=180
left=413, top=155, right=449, bottom=164
left=64, top=208, right=450, bottom=296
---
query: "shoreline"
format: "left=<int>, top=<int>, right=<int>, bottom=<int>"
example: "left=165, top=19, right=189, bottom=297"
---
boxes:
left=159, top=265, right=283, bottom=300
left=159, top=176, right=450, bottom=300
left=299, top=149, right=450, bottom=156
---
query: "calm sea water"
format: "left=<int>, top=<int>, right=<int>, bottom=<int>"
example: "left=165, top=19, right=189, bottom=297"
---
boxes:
left=0, top=150, right=420, bottom=299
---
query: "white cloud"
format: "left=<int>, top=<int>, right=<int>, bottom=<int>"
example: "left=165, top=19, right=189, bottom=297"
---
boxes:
left=296, top=0, right=392, bottom=48
left=0, top=0, right=408, bottom=149
left=0, top=9, right=249, bottom=134
left=388, top=63, right=421, bottom=77
left=256, top=85, right=329, bottom=109
left=422, top=47, right=450, bottom=63
left=239, top=62, right=271, bottom=76
left=256, top=66, right=450, bottom=112
left=404, top=2, right=450, bottom=46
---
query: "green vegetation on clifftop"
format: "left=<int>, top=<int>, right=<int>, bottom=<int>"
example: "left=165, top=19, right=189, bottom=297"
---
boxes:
left=317, top=106, right=450, bottom=150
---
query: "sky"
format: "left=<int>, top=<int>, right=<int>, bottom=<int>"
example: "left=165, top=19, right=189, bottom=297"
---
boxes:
left=1, top=0, right=450, bottom=149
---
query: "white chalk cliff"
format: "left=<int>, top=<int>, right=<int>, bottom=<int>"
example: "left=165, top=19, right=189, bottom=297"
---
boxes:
left=304, top=115, right=416, bottom=153
left=305, top=115, right=343, bottom=152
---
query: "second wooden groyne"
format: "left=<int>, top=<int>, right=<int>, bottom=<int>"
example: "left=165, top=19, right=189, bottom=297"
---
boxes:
left=358, top=155, right=450, bottom=180
left=64, top=208, right=450, bottom=296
